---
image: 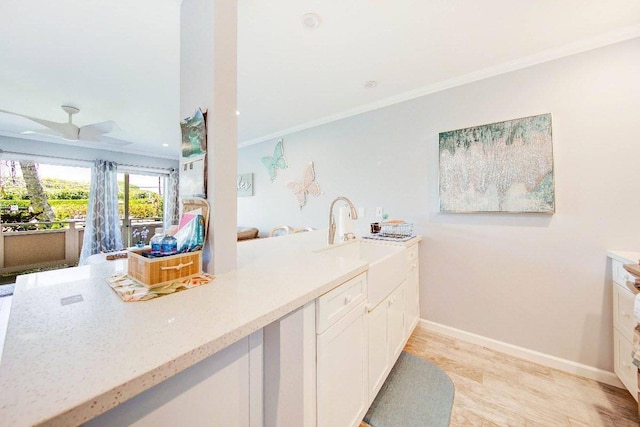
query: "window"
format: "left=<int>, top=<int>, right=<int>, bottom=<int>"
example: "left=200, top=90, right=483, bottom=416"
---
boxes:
left=0, top=157, right=172, bottom=274
left=117, top=171, right=168, bottom=247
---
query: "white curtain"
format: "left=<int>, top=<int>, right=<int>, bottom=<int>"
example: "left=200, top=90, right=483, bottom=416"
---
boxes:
left=79, top=160, right=124, bottom=265
left=163, top=168, right=180, bottom=229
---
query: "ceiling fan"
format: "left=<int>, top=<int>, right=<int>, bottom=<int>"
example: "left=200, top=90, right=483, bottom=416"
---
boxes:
left=0, top=105, right=132, bottom=146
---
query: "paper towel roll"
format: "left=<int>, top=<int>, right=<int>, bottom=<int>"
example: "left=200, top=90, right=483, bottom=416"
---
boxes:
left=337, top=206, right=354, bottom=242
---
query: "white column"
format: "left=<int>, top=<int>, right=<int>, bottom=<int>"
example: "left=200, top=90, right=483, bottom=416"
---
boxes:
left=207, top=0, right=238, bottom=274
left=181, top=0, right=237, bottom=274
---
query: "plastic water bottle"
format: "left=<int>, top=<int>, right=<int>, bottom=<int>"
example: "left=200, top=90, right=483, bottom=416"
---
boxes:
left=149, top=228, right=164, bottom=256
left=160, top=232, right=178, bottom=256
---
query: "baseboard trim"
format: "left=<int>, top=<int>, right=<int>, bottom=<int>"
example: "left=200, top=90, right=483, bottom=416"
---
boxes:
left=418, top=319, right=624, bottom=389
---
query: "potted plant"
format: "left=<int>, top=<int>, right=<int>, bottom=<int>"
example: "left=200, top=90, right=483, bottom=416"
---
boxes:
left=132, top=226, right=149, bottom=248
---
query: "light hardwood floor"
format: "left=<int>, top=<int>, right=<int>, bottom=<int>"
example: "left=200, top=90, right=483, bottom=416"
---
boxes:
left=362, top=325, right=639, bottom=427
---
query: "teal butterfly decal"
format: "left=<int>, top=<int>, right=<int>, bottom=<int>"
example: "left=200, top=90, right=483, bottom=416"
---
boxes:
left=261, top=139, right=288, bottom=182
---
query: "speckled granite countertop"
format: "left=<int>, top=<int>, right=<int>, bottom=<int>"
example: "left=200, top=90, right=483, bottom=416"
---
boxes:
left=0, top=231, right=419, bottom=426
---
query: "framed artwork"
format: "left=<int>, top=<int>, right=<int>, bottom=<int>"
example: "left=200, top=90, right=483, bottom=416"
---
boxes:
left=179, top=108, right=207, bottom=198
left=439, top=114, right=555, bottom=213
left=237, top=173, right=254, bottom=197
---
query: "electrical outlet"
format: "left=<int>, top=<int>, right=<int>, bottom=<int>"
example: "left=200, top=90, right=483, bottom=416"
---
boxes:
left=358, top=207, right=365, bottom=217
left=376, top=207, right=383, bottom=218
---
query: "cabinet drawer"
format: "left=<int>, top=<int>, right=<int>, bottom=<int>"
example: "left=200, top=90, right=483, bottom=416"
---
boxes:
left=317, top=273, right=367, bottom=334
left=613, top=281, right=636, bottom=342
left=614, top=331, right=639, bottom=401
left=612, top=259, right=638, bottom=286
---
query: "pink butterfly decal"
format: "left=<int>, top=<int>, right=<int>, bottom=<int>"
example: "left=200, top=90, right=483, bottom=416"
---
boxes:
left=287, top=161, right=321, bottom=209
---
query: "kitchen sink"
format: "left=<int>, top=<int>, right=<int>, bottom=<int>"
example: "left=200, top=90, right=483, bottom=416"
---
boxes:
left=319, top=241, right=407, bottom=309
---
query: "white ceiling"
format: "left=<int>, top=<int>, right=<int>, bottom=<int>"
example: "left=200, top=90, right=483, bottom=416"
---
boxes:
left=1, top=0, right=639, bottom=157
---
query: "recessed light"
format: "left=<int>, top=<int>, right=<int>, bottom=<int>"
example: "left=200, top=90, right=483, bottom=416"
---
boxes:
left=302, top=13, right=321, bottom=29
left=364, top=80, right=378, bottom=88
left=162, top=143, right=169, bottom=147
left=236, top=110, right=240, bottom=116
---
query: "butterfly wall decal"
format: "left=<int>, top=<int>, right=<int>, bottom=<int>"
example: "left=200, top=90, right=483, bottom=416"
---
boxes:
left=261, top=139, right=288, bottom=182
left=287, top=161, right=321, bottom=209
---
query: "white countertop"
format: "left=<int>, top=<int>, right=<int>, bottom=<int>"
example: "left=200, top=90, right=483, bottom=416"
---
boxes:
left=0, top=232, right=423, bottom=426
left=607, top=250, right=640, bottom=265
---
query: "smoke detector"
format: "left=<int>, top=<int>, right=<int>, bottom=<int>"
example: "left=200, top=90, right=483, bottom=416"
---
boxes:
left=302, top=13, right=321, bottom=29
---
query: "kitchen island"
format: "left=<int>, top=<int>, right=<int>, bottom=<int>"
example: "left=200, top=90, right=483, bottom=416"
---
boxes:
left=0, top=231, right=368, bottom=426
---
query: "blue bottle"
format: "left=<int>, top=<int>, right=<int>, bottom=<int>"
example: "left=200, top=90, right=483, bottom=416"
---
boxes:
left=160, top=232, right=178, bottom=256
left=149, top=228, right=164, bottom=256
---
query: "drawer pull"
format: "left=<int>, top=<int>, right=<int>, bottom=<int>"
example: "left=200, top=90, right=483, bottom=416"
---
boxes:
left=160, top=261, right=194, bottom=271
left=344, top=294, right=353, bottom=305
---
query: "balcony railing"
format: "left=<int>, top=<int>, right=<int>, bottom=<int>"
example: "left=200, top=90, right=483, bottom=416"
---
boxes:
left=0, top=218, right=162, bottom=274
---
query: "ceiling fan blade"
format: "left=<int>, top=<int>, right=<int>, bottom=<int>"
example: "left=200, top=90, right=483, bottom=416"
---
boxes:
left=98, top=135, right=133, bottom=146
left=78, top=121, right=120, bottom=141
left=22, top=128, right=65, bottom=137
left=24, top=129, right=132, bottom=146
left=80, top=120, right=121, bottom=135
left=0, top=108, right=78, bottom=139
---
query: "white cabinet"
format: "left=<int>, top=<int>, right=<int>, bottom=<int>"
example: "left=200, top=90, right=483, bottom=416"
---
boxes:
left=85, top=331, right=264, bottom=427
left=316, top=273, right=367, bottom=334
left=263, top=302, right=317, bottom=427
left=611, top=258, right=639, bottom=401
left=404, top=243, right=420, bottom=337
left=317, top=274, right=368, bottom=427
left=387, top=281, right=406, bottom=364
left=367, top=280, right=407, bottom=402
left=367, top=240, right=421, bottom=404
left=367, top=299, right=389, bottom=399
left=262, top=239, right=421, bottom=427
left=614, top=331, right=638, bottom=397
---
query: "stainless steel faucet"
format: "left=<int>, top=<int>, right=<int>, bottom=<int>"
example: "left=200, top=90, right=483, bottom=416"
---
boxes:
left=328, top=196, right=358, bottom=245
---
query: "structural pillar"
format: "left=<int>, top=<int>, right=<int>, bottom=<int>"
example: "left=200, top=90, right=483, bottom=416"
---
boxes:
left=181, top=0, right=237, bottom=274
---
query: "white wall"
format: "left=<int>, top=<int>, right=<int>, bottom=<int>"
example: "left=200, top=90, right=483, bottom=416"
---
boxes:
left=180, top=0, right=214, bottom=119
left=0, top=136, right=178, bottom=170
left=238, top=38, right=640, bottom=371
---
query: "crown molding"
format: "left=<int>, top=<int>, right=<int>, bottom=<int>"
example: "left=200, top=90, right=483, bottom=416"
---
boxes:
left=238, top=25, right=640, bottom=148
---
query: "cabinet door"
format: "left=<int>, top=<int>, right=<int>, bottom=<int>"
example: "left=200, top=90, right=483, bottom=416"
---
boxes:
left=613, top=281, right=636, bottom=342
left=387, top=282, right=405, bottom=365
left=367, top=301, right=388, bottom=401
left=317, top=302, right=368, bottom=427
left=614, top=331, right=639, bottom=401
left=404, top=255, right=419, bottom=338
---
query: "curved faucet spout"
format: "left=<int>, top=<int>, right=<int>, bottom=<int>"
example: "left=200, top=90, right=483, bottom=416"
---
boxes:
left=328, top=196, right=358, bottom=245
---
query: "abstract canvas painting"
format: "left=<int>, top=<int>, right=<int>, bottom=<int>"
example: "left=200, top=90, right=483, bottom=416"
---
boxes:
left=439, top=114, right=554, bottom=213
left=180, top=108, right=207, bottom=198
